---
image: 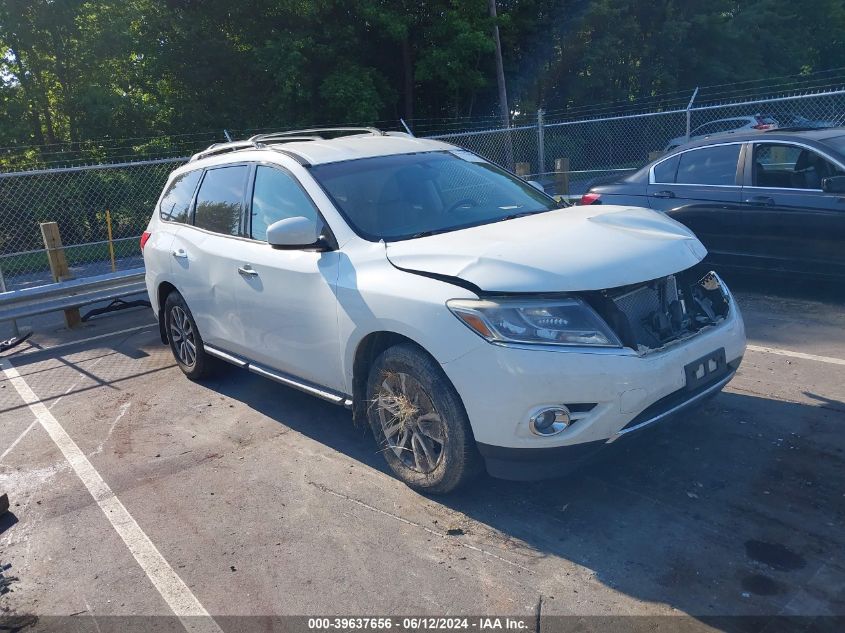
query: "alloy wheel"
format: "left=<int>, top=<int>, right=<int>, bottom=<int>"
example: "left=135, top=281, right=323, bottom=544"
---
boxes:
left=169, top=305, right=197, bottom=368
left=375, top=371, right=446, bottom=473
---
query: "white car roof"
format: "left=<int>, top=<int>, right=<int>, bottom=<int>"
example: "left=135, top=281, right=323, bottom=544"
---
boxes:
left=277, top=134, right=456, bottom=165
left=186, top=133, right=458, bottom=169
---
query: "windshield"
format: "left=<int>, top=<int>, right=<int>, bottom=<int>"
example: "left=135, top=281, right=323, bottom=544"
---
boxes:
left=308, top=150, right=559, bottom=241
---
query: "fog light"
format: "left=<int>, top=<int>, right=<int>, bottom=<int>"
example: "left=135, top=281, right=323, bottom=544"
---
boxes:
left=529, top=406, right=571, bottom=436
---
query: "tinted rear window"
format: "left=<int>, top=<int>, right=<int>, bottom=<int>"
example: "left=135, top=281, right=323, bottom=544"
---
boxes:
left=159, top=170, right=202, bottom=223
left=194, top=166, right=249, bottom=235
left=676, top=144, right=741, bottom=186
left=653, top=154, right=680, bottom=183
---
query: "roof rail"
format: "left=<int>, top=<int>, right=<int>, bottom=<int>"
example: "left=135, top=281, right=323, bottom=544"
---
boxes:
left=189, top=127, right=386, bottom=163
left=258, top=135, right=323, bottom=144
left=190, top=140, right=258, bottom=162
left=249, top=127, right=383, bottom=142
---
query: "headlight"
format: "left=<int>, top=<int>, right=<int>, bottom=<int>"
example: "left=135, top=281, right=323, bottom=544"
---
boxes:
left=447, top=297, right=623, bottom=347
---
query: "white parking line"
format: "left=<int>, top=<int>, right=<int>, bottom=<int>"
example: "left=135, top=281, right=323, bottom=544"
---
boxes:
left=747, top=344, right=845, bottom=366
left=0, top=356, right=223, bottom=633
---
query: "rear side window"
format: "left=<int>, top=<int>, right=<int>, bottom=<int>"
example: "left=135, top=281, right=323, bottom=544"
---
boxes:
left=193, top=166, right=249, bottom=235
left=159, top=170, right=202, bottom=223
left=676, top=144, right=741, bottom=186
left=653, top=154, right=680, bottom=183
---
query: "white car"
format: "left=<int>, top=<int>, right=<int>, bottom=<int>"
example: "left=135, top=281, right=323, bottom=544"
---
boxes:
left=664, top=114, right=778, bottom=151
left=142, top=128, right=746, bottom=493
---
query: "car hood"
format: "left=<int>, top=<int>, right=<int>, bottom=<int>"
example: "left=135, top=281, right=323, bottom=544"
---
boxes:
left=385, top=205, right=707, bottom=293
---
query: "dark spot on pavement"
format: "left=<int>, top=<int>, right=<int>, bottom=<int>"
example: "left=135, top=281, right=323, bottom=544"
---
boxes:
left=446, top=528, right=464, bottom=536
left=745, top=540, right=806, bottom=571
left=742, top=573, right=783, bottom=596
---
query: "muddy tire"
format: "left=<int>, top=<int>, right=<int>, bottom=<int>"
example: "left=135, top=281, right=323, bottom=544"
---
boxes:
left=366, top=343, right=481, bottom=493
left=164, top=291, right=216, bottom=380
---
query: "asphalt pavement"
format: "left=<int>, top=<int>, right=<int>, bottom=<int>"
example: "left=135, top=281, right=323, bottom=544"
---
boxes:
left=0, top=280, right=843, bottom=632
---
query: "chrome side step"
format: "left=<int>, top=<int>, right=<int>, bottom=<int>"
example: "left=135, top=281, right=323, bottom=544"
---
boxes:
left=203, top=344, right=352, bottom=408
left=203, top=344, right=248, bottom=367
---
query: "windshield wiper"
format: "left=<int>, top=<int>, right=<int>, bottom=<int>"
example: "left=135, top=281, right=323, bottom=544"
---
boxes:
left=499, top=210, right=546, bottom=222
left=409, top=228, right=451, bottom=239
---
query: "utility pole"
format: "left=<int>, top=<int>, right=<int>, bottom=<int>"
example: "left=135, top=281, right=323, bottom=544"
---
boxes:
left=489, top=0, right=510, bottom=129
left=488, top=0, right=514, bottom=169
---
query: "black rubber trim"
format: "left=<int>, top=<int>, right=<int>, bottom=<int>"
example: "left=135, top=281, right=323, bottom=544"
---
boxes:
left=476, top=439, right=606, bottom=481
left=269, top=147, right=311, bottom=166
left=387, top=261, right=485, bottom=295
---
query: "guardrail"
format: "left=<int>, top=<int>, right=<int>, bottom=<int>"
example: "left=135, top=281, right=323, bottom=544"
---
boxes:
left=0, top=268, right=146, bottom=324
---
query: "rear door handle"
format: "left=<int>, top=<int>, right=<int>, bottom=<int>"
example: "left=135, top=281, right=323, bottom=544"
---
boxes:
left=237, top=264, right=258, bottom=277
left=171, top=248, right=187, bottom=259
left=745, top=195, right=775, bottom=206
left=652, top=190, right=675, bottom=199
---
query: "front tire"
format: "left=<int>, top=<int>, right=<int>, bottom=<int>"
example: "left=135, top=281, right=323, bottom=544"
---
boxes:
left=366, top=343, right=481, bottom=493
left=164, top=291, right=215, bottom=380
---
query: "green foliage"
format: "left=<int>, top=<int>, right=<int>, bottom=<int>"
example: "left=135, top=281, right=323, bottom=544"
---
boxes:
left=1, top=0, right=843, bottom=167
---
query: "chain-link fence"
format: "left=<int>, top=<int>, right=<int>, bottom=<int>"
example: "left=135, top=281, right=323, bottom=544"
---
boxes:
left=2, top=86, right=844, bottom=293
left=428, top=87, right=845, bottom=199
left=0, top=158, right=185, bottom=291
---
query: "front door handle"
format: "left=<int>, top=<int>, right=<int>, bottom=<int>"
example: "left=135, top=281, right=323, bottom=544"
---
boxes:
left=652, top=190, right=675, bottom=199
left=745, top=195, right=775, bottom=206
left=171, top=248, right=188, bottom=259
left=237, top=264, right=259, bottom=277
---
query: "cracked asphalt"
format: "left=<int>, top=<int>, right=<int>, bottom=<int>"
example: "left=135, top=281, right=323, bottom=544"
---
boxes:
left=0, top=278, right=843, bottom=632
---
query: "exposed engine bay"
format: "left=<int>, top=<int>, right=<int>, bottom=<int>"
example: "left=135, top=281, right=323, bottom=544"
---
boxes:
left=585, top=269, right=731, bottom=354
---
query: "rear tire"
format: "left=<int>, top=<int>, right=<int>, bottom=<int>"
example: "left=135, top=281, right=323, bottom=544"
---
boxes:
left=163, top=291, right=215, bottom=380
left=366, top=343, right=481, bottom=493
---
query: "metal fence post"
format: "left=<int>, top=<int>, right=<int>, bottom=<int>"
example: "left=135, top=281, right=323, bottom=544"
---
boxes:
left=686, top=86, right=699, bottom=140
left=537, top=109, right=546, bottom=175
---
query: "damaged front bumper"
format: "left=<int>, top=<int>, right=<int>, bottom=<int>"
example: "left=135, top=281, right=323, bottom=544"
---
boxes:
left=440, top=274, right=746, bottom=480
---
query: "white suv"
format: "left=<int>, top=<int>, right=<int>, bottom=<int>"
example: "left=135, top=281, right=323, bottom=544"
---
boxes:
left=142, top=128, right=746, bottom=493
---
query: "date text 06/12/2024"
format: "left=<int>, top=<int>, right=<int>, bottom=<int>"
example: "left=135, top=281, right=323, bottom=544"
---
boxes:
left=307, top=617, right=531, bottom=630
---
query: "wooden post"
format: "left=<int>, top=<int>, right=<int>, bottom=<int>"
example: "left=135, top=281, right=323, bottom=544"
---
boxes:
left=554, top=157, right=570, bottom=197
left=106, top=209, right=117, bottom=273
left=40, top=221, right=81, bottom=328
left=515, top=162, right=530, bottom=177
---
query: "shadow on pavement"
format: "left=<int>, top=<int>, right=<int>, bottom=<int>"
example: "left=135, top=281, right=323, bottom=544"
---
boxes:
left=212, top=368, right=845, bottom=629
left=0, top=511, right=18, bottom=535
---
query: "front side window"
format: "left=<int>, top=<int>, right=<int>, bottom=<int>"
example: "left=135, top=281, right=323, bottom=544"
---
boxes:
left=193, top=165, right=249, bottom=235
left=250, top=166, right=320, bottom=241
left=309, top=150, right=558, bottom=241
left=159, top=170, right=202, bottom=223
left=676, top=144, right=741, bottom=186
left=753, top=143, right=845, bottom=189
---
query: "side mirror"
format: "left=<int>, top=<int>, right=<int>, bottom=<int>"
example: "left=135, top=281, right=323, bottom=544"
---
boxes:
left=266, top=216, right=322, bottom=250
left=822, top=175, right=845, bottom=194
left=527, top=180, right=544, bottom=192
